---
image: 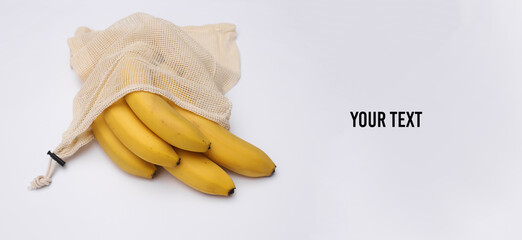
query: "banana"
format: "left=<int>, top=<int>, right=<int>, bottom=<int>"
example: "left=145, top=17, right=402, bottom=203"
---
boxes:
left=166, top=101, right=276, bottom=177
left=164, top=149, right=235, bottom=196
left=125, top=91, right=210, bottom=152
left=91, top=114, right=157, bottom=179
left=104, top=99, right=180, bottom=167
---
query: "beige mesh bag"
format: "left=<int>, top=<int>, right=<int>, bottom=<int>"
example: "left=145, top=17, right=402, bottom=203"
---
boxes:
left=30, top=12, right=241, bottom=189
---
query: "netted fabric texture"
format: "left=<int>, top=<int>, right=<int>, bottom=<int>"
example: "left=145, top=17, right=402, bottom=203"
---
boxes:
left=30, top=13, right=241, bottom=189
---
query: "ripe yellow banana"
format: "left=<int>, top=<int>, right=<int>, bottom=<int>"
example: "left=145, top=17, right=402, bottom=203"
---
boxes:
left=91, top=114, right=157, bottom=179
left=164, top=149, right=235, bottom=196
left=166, top=101, right=276, bottom=177
left=125, top=91, right=210, bottom=152
left=104, top=99, right=180, bottom=167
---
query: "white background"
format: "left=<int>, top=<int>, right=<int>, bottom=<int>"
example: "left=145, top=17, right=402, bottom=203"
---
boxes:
left=1, top=0, right=522, bottom=239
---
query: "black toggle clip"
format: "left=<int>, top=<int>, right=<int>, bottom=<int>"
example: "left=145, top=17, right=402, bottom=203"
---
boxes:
left=47, top=151, right=66, bottom=167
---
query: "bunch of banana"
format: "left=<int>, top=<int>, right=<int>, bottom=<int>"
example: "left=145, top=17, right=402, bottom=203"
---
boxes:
left=91, top=91, right=276, bottom=196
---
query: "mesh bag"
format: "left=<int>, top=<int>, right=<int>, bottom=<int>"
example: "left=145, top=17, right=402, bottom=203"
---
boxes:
left=30, top=12, right=241, bottom=189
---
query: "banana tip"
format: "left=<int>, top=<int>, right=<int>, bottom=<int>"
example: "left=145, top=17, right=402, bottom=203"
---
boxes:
left=270, top=166, right=276, bottom=176
left=228, top=188, right=235, bottom=196
left=176, top=158, right=181, bottom=166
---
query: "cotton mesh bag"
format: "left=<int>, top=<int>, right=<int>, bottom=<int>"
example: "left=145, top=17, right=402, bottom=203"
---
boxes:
left=30, top=12, right=241, bottom=189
